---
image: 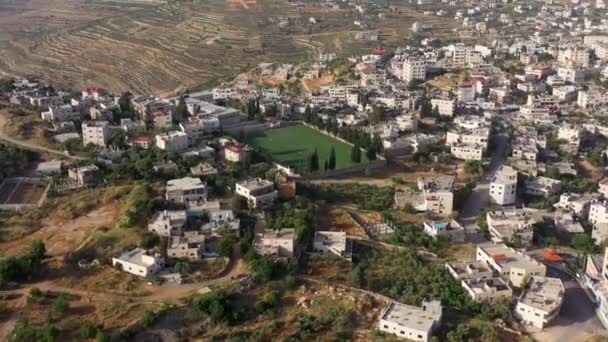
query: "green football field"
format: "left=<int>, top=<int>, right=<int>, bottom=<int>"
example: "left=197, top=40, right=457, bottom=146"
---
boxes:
left=245, top=125, right=367, bottom=172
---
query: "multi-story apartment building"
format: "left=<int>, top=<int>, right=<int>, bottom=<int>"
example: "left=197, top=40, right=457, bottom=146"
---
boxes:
left=401, top=56, right=427, bottom=83
left=165, top=177, right=208, bottom=205
left=514, top=276, right=565, bottom=329
left=235, top=178, right=278, bottom=209
left=155, top=131, right=189, bottom=152
left=148, top=210, right=187, bottom=237
left=416, top=175, right=455, bottom=216
left=490, top=166, right=518, bottom=205
left=430, top=98, right=456, bottom=117
left=82, top=121, right=110, bottom=148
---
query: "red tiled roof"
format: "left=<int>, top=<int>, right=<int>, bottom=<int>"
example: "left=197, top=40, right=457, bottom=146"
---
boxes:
left=225, top=144, right=242, bottom=153
left=83, top=87, right=107, bottom=94
left=371, top=47, right=386, bottom=55
left=153, top=110, right=169, bottom=117
left=360, top=65, right=374, bottom=74
left=492, top=254, right=507, bottom=261
left=131, top=136, right=150, bottom=143
left=460, top=81, right=474, bottom=87
left=542, top=251, right=563, bottom=262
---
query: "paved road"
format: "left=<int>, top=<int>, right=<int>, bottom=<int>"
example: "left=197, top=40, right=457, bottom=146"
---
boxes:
left=459, top=133, right=508, bottom=241
left=0, top=113, right=85, bottom=160
left=531, top=265, right=608, bottom=342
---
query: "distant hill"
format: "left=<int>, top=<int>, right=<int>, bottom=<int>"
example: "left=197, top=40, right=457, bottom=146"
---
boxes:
left=0, top=0, right=456, bottom=95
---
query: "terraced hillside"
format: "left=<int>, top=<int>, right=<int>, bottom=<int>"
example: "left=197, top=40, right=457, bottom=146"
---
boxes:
left=0, top=0, right=457, bottom=95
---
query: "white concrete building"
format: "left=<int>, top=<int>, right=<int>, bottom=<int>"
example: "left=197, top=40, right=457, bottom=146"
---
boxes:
left=155, top=131, right=189, bottom=152
left=148, top=210, right=187, bottom=237
left=554, top=192, right=594, bottom=216
left=599, top=179, right=608, bottom=198
left=524, top=176, right=562, bottom=197
left=401, top=56, right=427, bottom=83
left=224, top=143, right=247, bottom=163
left=167, top=233, right=207, bottom=261
left=476, top=243, right=546, bottom=287
left=417, top=175, right=454, bottom=216
left=313, top=231, right=351, bottom=258
left=255, top=229, right=296, bottom=258
left=42, top=105, right=81, bottom=122
left=490, top=166, right=518, bottom=205
left=590, top=200, right=608, bottom=224
left=450, top=143, right=484, bottom=160
left=152, top=109, right=172, bottom=129
left=235, top=178, right=278, bottom=209
left=557, top=124, right=583, bottom=146
left=577, top=89, right=608, bottom=109
left=82, top=121, right=110, bottom=148
left=445, top=260, right=494, bottom=281
left=515, top=276, right=565, bottom=329
left=486, top=208, right=536, bottom=247
left=458, top=83, right=476, bottom=103
left=430, top=98, right=456, bottom=117
left=112, top=248, right=164, bottom=277
left=395, top=114, right=418, bottom=132
left=165, top=177, right=207, bottom=204
left=378, top=300, right=442, bottom=342
left=462, top=277, right=513, bottom=302
left=422, top=220, right=465, bottom=243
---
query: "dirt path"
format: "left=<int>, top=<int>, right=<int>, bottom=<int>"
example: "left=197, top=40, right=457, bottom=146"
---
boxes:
left=0, top=113, right=84, bottom=160
left=0, top=203, right=121, bottom=257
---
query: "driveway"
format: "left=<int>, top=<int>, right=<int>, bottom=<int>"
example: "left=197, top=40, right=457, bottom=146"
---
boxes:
left=531, top=266, right=608, bottom=342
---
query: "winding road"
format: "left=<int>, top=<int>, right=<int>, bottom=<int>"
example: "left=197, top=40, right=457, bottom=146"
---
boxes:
left=0, top=113, right=85, bottom=160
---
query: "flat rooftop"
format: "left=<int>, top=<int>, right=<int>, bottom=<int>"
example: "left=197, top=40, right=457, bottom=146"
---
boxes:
left=166, top=177, right=206, bottom=191
left=519, top=276, right=564, bottom=312
left=237, top=178, right=274, bottom=191
left=478, top=243, right=545, bottom=271
left=464, top=277, right=511, bottom=294
left=381, top=301, right=440, bottom=332
left=491, top=165, right=518, bottom=184
left=115, top=248, right=159, bottom=267
left=446, top=260, right=493, bottom=279
left=418, top=175, right=455, bottom=192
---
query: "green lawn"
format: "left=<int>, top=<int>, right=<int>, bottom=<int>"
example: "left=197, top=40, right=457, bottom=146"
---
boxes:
left=245, top=125, right=367, bottom=172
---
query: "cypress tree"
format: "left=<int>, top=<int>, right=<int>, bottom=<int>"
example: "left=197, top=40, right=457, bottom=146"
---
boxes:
left=328, top=146, right=336, bottom=170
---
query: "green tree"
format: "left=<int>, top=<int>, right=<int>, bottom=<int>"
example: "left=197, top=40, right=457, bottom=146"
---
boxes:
left=366, top=146, right=377, bottom=161
left=96, top=331, right=110, bottom=342
left=118, top=92, right=132, bottom=113
left=218, top=238, right=234, bottom=258
left=307, top=149, right=319, bottom=173
left=432, top=105, right=440, bottom=117
left=351, top=144, right=361, bottom=163
left=328, top=146, right=336, bottom=170
left=324, top=159, right=329, bottom=172
left=174, top=97, right=189, bottom=123
left=370, top=105, right=384, bottom=123
left=348, top=265, right=363, bottom=287
left=545, top=165, right=560, bottom=179
left=573, top=234, right=595, bottom=256
left=51, top=295, right=69, bottom=319
left=39, top=324, right=58, bottom=342
left=80, top=322, right=98, bottom=339
left=173, top=261, right=192, bottom=274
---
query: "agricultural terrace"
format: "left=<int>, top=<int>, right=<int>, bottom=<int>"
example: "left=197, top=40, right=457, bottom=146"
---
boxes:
left=245, top=125, right=367, bottom=172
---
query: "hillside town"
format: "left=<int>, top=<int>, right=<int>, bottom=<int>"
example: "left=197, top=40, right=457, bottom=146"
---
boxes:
left=4, top=0, right=608, bottom=341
